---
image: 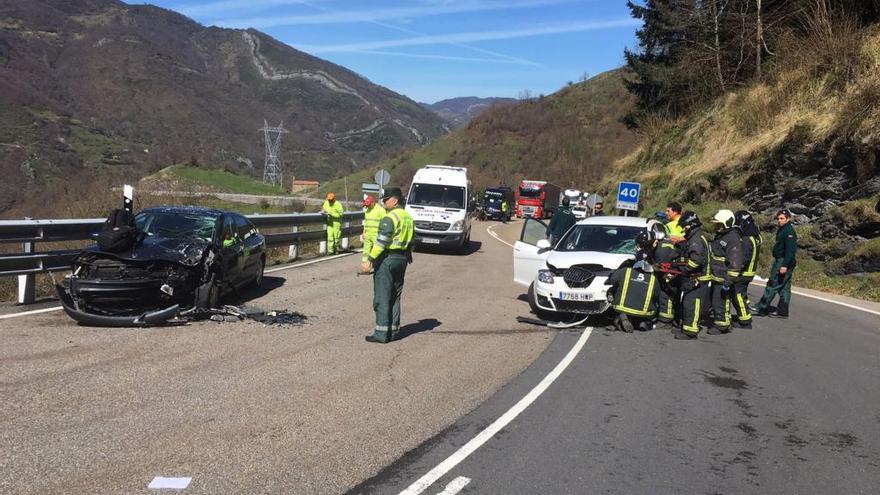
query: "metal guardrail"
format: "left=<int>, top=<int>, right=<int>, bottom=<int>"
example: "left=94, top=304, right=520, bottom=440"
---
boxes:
left=0, top=211, right=364, bottom=304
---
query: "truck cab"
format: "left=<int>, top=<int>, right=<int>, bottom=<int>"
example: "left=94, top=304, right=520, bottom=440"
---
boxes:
left=405, top=165, right=472, bottom=251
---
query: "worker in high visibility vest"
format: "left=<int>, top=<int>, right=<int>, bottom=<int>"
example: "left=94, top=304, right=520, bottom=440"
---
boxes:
left=361, top=195, right=386, bottom=263
left=322, top=192, right=344, bottom=255
left=361, top=187, right=414, bottom=343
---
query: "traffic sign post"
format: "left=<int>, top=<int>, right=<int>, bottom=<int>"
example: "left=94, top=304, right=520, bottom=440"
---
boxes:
left=616, top=181, right=641, bottom=212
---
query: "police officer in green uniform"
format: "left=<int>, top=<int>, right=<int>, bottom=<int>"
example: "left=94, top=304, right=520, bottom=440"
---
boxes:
left=674, top=211, right=712, bottom=340
left=605, top=231, right=659, bottom=332
left=361, top=187, right=414, bottom=343
left=547, top=197, right=576, bottom=245
left=732, top=210, right=761, bottom=328
left=755, top=209, right=797, bottom=318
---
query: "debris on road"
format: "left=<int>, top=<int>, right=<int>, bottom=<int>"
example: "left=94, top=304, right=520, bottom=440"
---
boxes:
left=189, top=305, right=309, bottom=327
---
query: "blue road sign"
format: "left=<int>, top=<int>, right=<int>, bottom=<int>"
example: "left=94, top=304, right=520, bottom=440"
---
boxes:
left=616, top=182, right=641, bottom=211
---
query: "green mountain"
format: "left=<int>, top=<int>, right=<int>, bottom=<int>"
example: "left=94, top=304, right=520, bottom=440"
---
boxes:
left=0, top=0, right=447, bottom=213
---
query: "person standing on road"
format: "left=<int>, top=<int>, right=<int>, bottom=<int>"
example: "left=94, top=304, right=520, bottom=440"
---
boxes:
left=547, top=197, right=576, bottom=246
left=707, top=209, right=744, bottom=335
left=361, top=187, right=414, bottom=343
left=754, top=209, right=798, bottom=318
left=732, top=210, right=761, bottom=328
left=361, top=195, right=386, bottom=264
left=501, top=199, right=509, bottom=223
left=674, top=211, right=712, bottom=340
left=322, top=192, right=344, bottom=255
left=651, top=229, right=681, bottom=328
left=665, top=201, right=685, bottom=244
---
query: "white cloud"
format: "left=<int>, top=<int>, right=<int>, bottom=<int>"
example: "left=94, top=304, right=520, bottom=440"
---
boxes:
left=344, top=50, right=529, bottom=64
left=212, top=0, right=574, bottom=29
left=297, top=18, right=641, bottom=53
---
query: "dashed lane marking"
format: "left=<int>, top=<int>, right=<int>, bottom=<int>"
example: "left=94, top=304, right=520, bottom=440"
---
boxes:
left=1, top=250, right=361, bottom=320
left=435, top=476, right=471, bottom=495
left=398, top=328, right=594, bottom=495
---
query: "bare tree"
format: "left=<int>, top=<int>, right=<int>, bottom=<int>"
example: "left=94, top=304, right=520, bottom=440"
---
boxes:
left=756, top=0, right=763, bottom=80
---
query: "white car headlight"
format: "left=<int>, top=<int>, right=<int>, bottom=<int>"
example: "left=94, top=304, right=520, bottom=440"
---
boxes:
left=538, top=269, right=554, bottom=284
left=449, top=220, right=464, bottom=232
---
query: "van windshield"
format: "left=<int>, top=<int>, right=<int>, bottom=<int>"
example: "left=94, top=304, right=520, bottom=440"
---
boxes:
left=519, top=187, right=541, bottom=198
left=409, top=184, right=466, bottom=209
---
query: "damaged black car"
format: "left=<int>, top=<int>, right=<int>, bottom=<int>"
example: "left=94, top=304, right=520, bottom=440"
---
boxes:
left=57, top=206, right=266, bottom=327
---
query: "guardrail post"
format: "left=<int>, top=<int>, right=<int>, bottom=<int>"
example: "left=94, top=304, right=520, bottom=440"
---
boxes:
left=319, top=224, right=327, bottom=255
left=17, top=239, right=35, bottom=305
left=341, top=219, right=350, bottom=250
left=288, top=225, right=299, bottom=261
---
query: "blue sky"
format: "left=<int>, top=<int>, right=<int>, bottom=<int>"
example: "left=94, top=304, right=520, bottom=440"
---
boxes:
left=135, top=0, right=640, bottom=103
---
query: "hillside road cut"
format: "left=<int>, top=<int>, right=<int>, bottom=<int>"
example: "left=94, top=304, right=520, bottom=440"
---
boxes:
left=2, top=219, right=879, bottom=494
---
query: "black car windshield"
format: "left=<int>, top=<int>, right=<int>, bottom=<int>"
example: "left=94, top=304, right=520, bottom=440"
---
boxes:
left=409, top=184, right=466, bottom=209
left=556, top=225, right=644, bottom=254
left=135, top=212, right=218, bottom=241
left=519, top=187, right=541, bottom=198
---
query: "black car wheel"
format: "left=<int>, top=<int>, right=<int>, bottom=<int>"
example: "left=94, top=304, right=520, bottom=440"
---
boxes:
left=195, top=274, right=221, bottom=309
left=252, top=257, right=265, bottom=287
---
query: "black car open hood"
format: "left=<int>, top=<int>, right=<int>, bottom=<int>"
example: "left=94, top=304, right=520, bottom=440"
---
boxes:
left=83, top=236, right=213, bottom=266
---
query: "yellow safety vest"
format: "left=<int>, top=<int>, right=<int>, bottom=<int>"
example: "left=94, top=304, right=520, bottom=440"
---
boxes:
left=363, top=204, right=386, bottom=241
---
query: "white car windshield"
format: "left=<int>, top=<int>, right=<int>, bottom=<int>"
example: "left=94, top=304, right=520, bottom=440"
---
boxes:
left=556, top=225, right=643, bottom=254
left=409, top=184, right=466, bottom=209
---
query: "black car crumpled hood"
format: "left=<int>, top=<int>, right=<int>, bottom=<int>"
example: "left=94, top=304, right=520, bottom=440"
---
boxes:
left=82, top=236, right=212, bottom=266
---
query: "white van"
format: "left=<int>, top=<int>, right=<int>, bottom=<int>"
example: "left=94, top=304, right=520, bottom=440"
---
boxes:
left=405, top=165, right=472, bottom=251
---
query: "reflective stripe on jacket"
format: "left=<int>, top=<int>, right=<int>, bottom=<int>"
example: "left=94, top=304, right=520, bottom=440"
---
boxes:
left=741, top=234, right=761, bottom=277
left=611, top=267, right=658, bottom=317
left=368, top=207, right=414, bottom=260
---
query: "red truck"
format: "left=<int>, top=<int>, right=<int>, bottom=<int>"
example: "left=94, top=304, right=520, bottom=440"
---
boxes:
left=515, top=180, right=561, bottom=219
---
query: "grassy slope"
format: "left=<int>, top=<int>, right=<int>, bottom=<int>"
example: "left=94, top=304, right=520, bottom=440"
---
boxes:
left=602, top=30, right=880, bottom=302
left=315, top=69, right=641, bottom=198
left=140, top=165, right=290, bottom=196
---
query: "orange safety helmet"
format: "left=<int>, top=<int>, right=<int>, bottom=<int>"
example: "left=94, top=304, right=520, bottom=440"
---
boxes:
left=326, top=192, right=336, bottom=201
left=363, top=195, right=376, bottom=207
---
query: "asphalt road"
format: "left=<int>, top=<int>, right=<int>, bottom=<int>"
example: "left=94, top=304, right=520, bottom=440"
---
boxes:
left=0, top=220, right=555, bottom=494
left=353, top=220, right=880, bottom=495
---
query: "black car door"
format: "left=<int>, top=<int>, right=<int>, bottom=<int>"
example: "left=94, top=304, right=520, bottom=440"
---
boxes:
left=234, top=214, right=261, bottom=279
left=219, top=215, right=245, bottom=287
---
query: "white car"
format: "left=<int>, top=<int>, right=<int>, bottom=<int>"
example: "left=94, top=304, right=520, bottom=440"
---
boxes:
left=571, top=205, right=589, bottom=219
left=513, top=215, right=665, bottom=319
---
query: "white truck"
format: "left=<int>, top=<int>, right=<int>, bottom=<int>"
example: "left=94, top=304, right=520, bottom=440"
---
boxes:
left=405, top=165, right=473, bottom=251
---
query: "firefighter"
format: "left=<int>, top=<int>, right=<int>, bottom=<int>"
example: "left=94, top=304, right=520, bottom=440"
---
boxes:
left=651, top=229, right=681, bottom=327
left=605, top=231, right=659, bottom=332
left=754, top=209, right=798, bottom=318
left=674, top=211, right=712, bottom=340
left=732, top=210, right=761, bottom=328
left=547, top=197, right=576, bottom=246
left=361, top=195, right=386, bottom=264
left=708, top=209, right=745, bottom=334
left=322, top=192, right=344, bottom=255
left=361, top=187, right=414, bottom=343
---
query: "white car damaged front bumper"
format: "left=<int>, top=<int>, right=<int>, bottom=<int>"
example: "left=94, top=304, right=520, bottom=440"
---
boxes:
left=532, top=271, right=612, bottom=315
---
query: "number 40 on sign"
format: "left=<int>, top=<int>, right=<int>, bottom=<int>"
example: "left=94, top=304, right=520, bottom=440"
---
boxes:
left=616, top=181, right=641, bottom=212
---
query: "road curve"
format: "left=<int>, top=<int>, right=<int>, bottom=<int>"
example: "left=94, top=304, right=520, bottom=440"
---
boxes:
left=353, top=220, right=880, bottom=495
left=0, top=220, right=555, bottom=494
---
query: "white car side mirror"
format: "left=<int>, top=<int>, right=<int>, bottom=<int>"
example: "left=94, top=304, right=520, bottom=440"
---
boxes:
left=536, top=239, right=552, bottom=250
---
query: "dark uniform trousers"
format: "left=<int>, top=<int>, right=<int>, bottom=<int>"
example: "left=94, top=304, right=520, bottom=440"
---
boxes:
left=681, top=278, right=710, bottom=334
left=732, top=276, right=753, bottom=324
left=657, top=277, right=680, bottom=324
left=373, top=251, right=408, bottom=341
left=711, top=281, right=732, bottom=329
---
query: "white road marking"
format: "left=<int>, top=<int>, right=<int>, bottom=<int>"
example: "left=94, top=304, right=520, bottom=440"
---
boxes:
left=435, top=476, right=471, bottom=495
left=0, top=306, right=63, bottom=320
left=486, top=224, right=514, bottom=248
left=751, top=279, right=880, bottom=317
left=147, top=476, right=191, bottom=489
left=0, top=251, right=361, bottom=320
left=398, top=328, right=594, bottom=495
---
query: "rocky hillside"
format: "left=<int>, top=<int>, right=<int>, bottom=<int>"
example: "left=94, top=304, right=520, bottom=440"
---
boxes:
left=318, top=69, right=641, bottom=196
left=605, top=27, right=880, bottom=299
left=420, top=96, right=517, bottom=128
left=0, top=0, right=447, bottom=214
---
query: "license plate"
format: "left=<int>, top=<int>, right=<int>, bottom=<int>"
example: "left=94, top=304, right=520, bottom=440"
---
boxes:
left=421, top=238, right=440, bottom=244
left=559, top=292, right=592, bottom=301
